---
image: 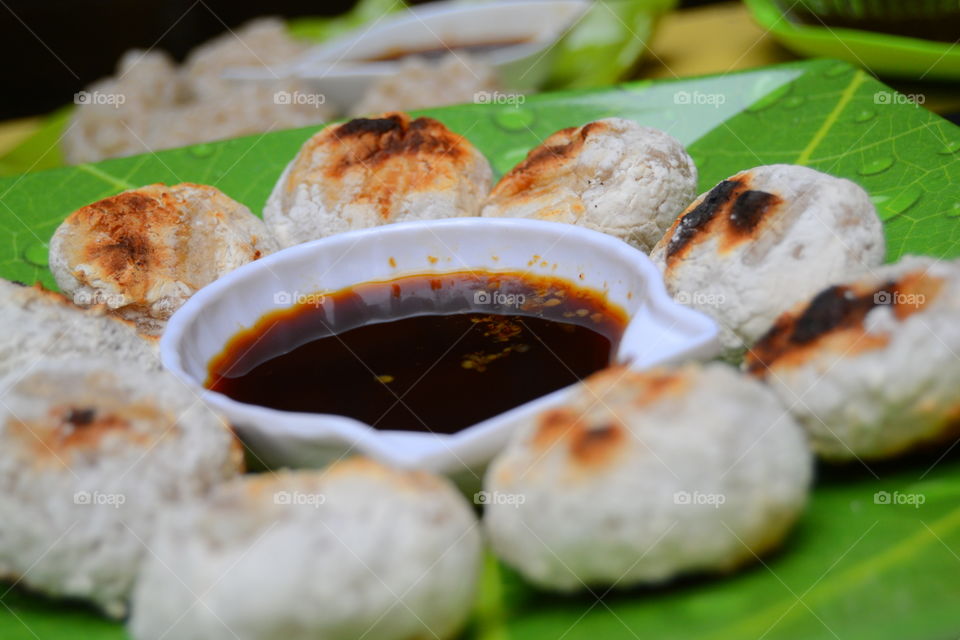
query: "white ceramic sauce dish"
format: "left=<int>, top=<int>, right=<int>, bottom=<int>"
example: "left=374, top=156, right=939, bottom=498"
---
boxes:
left=225, top=0, right=589, bottom=112
left=161, top=218, right=719, bottom=486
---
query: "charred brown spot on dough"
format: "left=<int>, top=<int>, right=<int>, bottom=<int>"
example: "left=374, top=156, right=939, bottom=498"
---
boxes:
left=728, top=190, right=781, bottom=234
left=489, top=122, right=607, bottom=200
left=71, top=189, right=184, bottom=298
left=665, top=179, right=743, bottom=262
left=633, top=371, right=687, bottom=407
left=569, top=422, right=625, bottom=466
left=793, top=286, right=874, bottom=344
left=94, top=232, right=153, bottom=273
left=746, top=273, right=943, bottom=374
left=336, top=115, right=404, bottom=137
left=325, top=114, right=469, bottom=178
left=10, top=401, right=168, bottom=461
left=890, top=270, right=944, bottom=320
left=66, top=407, right=96, bottom=426
left=532, top=407, right=579, bottom=449
left=747, top=285, right=877, bottom=374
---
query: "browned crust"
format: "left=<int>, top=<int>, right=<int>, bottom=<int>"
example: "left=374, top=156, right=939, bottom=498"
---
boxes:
left=9, top=401, right=170, bottom=463
left=287, top=112, right=478, bottom=221
left=746, top=271, right=944, bottom=375
left=487, top=121, right=610, bottom=201
left=530, top=367, right=687, bottom=468
left=66, top=185, right=184, bottom=302
left=324, top=114, right=469, bottom=178
left=661, top=171, right=783, bottom=269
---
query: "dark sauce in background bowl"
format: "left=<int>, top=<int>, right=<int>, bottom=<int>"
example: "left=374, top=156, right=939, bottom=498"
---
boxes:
left=363, top=38, right=531, bottom=63
left=206, top=270, right=627, bottom=434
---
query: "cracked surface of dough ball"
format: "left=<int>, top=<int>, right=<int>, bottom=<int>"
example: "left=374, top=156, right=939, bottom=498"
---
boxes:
left=49, top=183, right=277, bottom=335
left=747, top=255, right=960, bottom=461
left=264, top=112, right=493, bottom=247
left=481, top=118, right=698, bottom=252
left=0, top=359, right=243, bottom=617
left=0, top=279, right=160, bottom=377
left=129, top=458, right=482, bottom=640
left=484, top=364, right=812, bottom=592
left=649, top=164, right=885, bottom=354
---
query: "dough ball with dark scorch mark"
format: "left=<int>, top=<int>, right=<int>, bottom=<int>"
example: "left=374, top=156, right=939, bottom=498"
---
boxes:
left=649, top=164, right=885, bottom=356
left=482, top=118, right=698, bottom=252
left=0, top=358, right=243, bottom=617
left=483, top=364, right=812, bottom=592
left=49, top=183, right=277, bottom=336
left=747, top=255, right=960, bottom=461
left=264, top=112, right=492, bottom=247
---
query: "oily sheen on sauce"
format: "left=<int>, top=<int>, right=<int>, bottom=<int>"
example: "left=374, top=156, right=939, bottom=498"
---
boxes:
left=206, top=271, right=627, bottom=433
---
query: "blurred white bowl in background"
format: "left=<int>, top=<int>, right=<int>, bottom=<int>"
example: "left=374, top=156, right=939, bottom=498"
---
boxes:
left=225, top=0, right=589, bottom=112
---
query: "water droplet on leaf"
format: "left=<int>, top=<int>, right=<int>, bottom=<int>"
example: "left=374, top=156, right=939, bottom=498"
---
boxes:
left=24, top=242, right=48, bottom=267
left=939, top=140, right=960, bottom=155
left=870, top=194, right=890, bottom=208
left=746, top=83, right=792, bottom=113
left=853, top=109, right=876, bottom=122
left=858, top=156, right=894, bottom=176
left=190, top=144, right=213, bottom=158
left=493, top=108, right=534, bottom=131
left=884, top=185, right=923, bottom=216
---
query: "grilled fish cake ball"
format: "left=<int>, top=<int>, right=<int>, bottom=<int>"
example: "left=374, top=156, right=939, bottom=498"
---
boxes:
left=650, top=164, right=885, bottom=355
left=484, top=363, right=812, bottom=592
left=264, top=112, right=493, bottom=247
left=481, top=118, right=698, bottom=252
left=129, top=459, right=482, bottom=640
left=747, top=255, right=960, bottom=461
left=49, top=183, right=276, bottom=336
left=0, top=358, right=243, bottom=617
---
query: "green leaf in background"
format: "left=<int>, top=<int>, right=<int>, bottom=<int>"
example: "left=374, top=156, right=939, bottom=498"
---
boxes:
left=0, top=108, right=70, bottom=177
left=0, top=59, right=958, bottom=639
left=546, top=0, right=677, bottom=89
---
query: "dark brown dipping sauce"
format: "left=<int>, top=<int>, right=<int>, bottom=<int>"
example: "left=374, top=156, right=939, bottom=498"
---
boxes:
left=364, top=38, right=530, bottom=63
left=206, top=271, right=627, bottom=434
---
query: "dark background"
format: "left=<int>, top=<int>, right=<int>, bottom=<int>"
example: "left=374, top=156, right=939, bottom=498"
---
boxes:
left=0, top=0, right=718, bottom=120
